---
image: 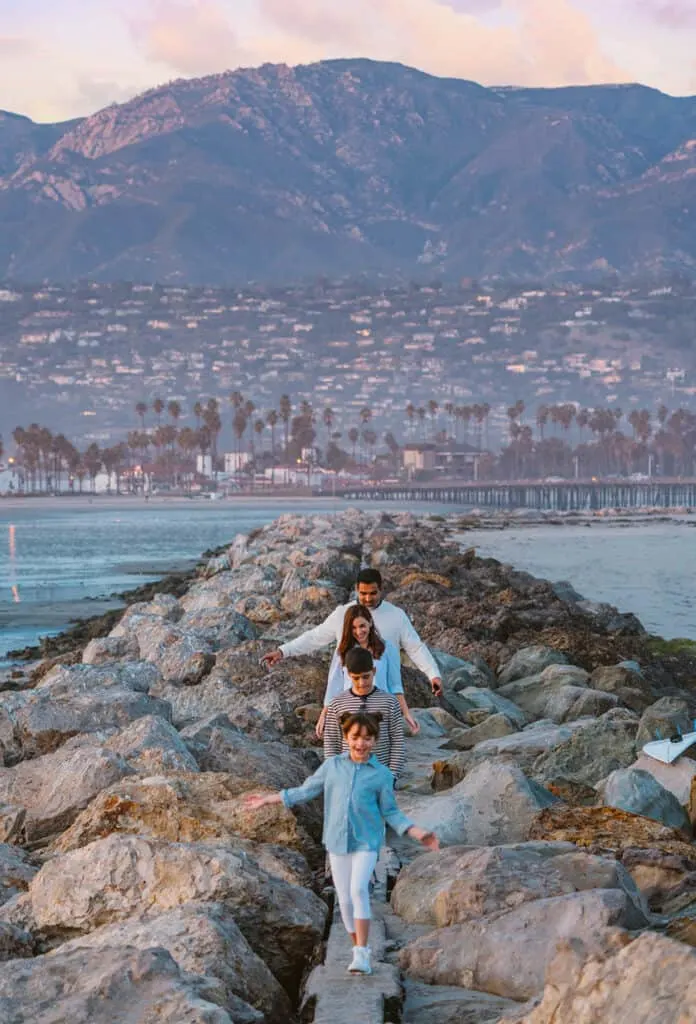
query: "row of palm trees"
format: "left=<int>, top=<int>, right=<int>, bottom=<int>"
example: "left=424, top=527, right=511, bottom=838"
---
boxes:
left=5, top=398, right=696, bottom=490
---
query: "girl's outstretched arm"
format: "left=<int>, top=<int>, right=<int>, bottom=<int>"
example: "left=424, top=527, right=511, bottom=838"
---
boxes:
left=244, top=759, right=329, bottom=812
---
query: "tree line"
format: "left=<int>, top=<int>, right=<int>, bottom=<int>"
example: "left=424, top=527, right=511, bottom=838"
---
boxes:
left=3, top=395, right=696, bottom=492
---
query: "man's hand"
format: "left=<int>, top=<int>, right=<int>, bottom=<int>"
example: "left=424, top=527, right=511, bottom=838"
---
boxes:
left=405, top=712, right=421, bottom=736
left=430, top=677, right=443, bottom=697
left=408, top=826, right=440, bottom=851
left=261, top=649, right=284, bottom=669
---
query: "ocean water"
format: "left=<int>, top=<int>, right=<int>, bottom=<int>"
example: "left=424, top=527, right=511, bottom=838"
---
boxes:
left=462, top=520, right=696, bottom=641
left=1, top=499, right=694, bottom=662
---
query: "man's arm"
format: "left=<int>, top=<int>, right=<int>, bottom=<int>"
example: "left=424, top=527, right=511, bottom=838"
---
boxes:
left=323, top=702, right=344, bottom=761
left=280, top=604, right=348, bottom=659
left=387, top=697, right=406, bottom=779
left=397, top=610, right=442, bottom=694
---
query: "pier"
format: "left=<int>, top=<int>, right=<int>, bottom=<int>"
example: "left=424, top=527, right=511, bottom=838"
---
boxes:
left=337, top=479, right=696, bottom=511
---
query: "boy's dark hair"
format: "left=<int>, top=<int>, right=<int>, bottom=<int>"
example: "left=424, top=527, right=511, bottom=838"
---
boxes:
left=340, top=710, right=382, bottom=738
left=344, top=646, right=374, bottom=675
left=356, top=568, right=383, bottom=589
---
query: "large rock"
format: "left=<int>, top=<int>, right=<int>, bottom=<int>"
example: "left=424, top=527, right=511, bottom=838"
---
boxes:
left=636, top=697, right=694, bottom=747
left=498, top=647, right=569, bottom=685
left=497, top=665, right=593, bottom=723
left=104, top=715, right=199, bottom=774
left=599, top=768, right=690, bottom=831
left=0, top=741, right=133, bottom=842
left=443, top=714, right=518, bottom=750
left=399, top=761, right=558, bottom=848
left=0, top=944, right=235, bottom=1023
left=531, top=709, right=638, bottom=789
left=0, top=922, right=34, bottom=962
left=590, top=665, right=654, bottom=712
left=177, top=607, right=258, bottom=650
left=391, top=842, right=646, bottom=927
left=82, top=635, right=139, bottom=664
left=433, top=650, right=495, bottom=690
left=403, top=981, right=519, bottom=1024
left=0, top=844, right=36, bottom=905
left=400, top=889, right=637, bottom=1001
left=55, top=903, right=292, bottom=1023
left=26, top=834, right=327, bottom=993
left=502, top=932, right=696, bottom=1023
left=53, top=772, right=320, bottom=855
left=191, top=724, right=316, bottom=792
left=445, top=687, right=527, bottom=729
left=0, top=678, right=170, bottom=764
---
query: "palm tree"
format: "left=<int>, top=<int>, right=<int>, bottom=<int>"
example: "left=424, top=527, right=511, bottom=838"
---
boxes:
left=135, top=402, right=147, bottom=429
left=84, top=443, right=102, bottom=493
left=233, top=409, right=248, bottom=474
left=360, top=407, right=372, bottom=428
left=348, top=427, right=359, bottom=462
left=167, top=400, right=181, bottom=428
left=152, top=397, right=165, bottom=426
left=416, top=407, right=426, bottom=440
left=427, top=399, right=439, bottom=438
left=536, top=405, right=550, bottom=441
left=405, top=402, right=416, bottom=437
left=323, top=406, right=335, bottom=451
left=266, top=410, right=279, bottom=484
left=279, top=394, right=292, bottom=458
left=193, top=401, right=203, bottom=428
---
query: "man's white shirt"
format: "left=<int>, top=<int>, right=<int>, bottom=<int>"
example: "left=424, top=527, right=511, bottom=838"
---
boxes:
left=279, top=599, right=439, bottom=681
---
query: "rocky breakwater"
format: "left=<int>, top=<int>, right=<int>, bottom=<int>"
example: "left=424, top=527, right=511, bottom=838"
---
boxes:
left=1, top=509, right=696, bottom=1022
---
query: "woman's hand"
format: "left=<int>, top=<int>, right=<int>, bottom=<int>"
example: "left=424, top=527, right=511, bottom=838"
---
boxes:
left=243, top=792, right=281, bottom=811
left=315, top=708, right=328, bottom=739
left=405, top=712, right=421, bottom=736
left=408, top=826, right=440, bottom=851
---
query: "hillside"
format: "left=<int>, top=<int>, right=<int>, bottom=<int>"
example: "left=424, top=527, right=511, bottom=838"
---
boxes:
left=0, top=59, right=695, bottom=282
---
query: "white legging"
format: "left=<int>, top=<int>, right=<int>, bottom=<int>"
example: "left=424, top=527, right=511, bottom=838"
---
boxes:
left=329, top=851, right=379, bottom=934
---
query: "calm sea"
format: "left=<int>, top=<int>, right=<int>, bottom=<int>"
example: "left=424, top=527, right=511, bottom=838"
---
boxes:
left=1, top=499, right=694, bottom=661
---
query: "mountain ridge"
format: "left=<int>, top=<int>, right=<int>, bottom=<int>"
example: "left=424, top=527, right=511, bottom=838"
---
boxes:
left=0, top=58, right=695, bottom=283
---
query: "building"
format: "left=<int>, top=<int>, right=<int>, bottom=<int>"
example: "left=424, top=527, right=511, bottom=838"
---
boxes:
left=403, top=444, right=436, bottom=474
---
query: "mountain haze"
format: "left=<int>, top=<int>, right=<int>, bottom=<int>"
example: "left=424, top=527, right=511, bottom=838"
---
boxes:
left=0, top=59, right=695, bottom=283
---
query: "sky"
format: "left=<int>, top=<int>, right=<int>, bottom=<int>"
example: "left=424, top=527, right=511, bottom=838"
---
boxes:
left=0, top=0, right=694, bottom=123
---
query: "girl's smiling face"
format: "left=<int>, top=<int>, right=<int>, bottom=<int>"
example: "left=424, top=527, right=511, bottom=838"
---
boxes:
left=345, top=724, right=375, bottom=762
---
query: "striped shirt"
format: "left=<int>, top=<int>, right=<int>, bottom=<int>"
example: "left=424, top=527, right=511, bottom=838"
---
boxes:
left=323, top=687, right=405, bottom=779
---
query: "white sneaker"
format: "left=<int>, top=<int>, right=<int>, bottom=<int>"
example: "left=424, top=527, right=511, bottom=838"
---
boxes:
left=348, top=945, right=372, bottom=975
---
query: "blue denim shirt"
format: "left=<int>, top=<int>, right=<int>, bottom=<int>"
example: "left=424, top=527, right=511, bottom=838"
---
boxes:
left=280, top=752, right=413, bottom=854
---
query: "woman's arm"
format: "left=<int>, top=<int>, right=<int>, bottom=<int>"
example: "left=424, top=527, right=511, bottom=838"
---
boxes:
left=385, top=642, right=420, bottom=736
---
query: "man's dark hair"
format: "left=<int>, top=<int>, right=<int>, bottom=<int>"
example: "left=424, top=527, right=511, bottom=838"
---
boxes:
left=356, top=568, right=383, bottom=589
left=344, top=646, right=374, bottom=675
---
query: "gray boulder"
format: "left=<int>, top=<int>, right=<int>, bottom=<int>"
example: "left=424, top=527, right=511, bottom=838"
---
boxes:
left=637, top=697, right=694, bottom=747
left=398, top=761, right=558, bottom=848
left=392, top=841, right=646, bottom=928
left=403, top=982, right=519, bottom=1024
left=0, top=844, right=36, bottom=906
left=590, top=665, right=654, bottom=713
left=446, top=687, right=527, bottom=729
left=56, top=903, right=292, bottom=1023
left=600, top=768, right=690, bottom=831
left=433, top=650, right=495, bottom=690
left=531, top=709, right=639, bottom=789
left=497, top=665, right=591, bottom=724
left=104, top=715, right=200, bottom=775
left=444, top=714, right=518, bottom=751
left=0, top=944, right=235, bottom=1023
left=400, top=888, right=637, bottom=1001
left=498, top=647, right=569, bottom=685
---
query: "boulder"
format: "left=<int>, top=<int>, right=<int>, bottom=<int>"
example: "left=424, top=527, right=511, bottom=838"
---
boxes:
left=410, top=708, right=464, bottom=739
left=104, top=715, right=199, bottom=775
left=0, top=742, right=133, bottom=842
left=403, top=981, right=519, bottom=1024
left=589, top=665, right=654, bottom=713
left=576, top=600, right=645, bottom=635
left=36, top=661, right=159, bottom=695
left=177, top=607, right=258, bottom=650
left=497, top=665, right=591, bottom=723
left=55, top=903, right=292, bottom=1023
left=0, top=944, right=235, bottom=1023
left=159, top=635, right=216, bottom=686
left=82, top=635, right=139, bottom=664
left=445, top=687, right=527, bottom=729
left=53, top=773, right=320, bottom=855
left=502, top=932, right=696, bottom=1024
left=443, top=714, right=518, bottom=750
left=400, top=889, right=637, bottom=1001
left=398, top=761, right=558, bottom=848
left=599, top=768, right=690, bottom=832
left=433, top=650, right=495, bottom=690
left=392, top=842, right=646, bottom=928
left=636, top=697, right=694, bottom=747
left=191, top=724, right=316, bottom=792
left=0, top=844, right=36, bottom=905
left=531, top=709, right=638, bottom=789
left=26, top=834, right=327, bottom=994
left=498, top=647, right=569, bottom=685
left=0, top=681, right=171, bottom=763
left=0, top=805, right=25, bottom=845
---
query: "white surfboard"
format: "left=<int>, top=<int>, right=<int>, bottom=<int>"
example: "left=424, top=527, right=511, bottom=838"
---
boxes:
left=642, top=730, right=696, bottom=765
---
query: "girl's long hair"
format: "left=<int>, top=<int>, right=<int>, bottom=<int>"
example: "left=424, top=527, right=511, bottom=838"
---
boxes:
left=337, top=604, right=386, bottom=665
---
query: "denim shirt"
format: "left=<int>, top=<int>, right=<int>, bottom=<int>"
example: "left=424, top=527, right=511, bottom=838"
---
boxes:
left=280, top=752, right=413, bottom=854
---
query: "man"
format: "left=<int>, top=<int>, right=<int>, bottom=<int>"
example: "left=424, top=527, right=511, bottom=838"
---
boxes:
left=323, top=647, right=405, bottom=780
left=262, top=568, right=443, bottom=705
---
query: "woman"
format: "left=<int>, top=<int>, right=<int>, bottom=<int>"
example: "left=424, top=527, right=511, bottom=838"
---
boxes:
left=244, top=711, right=438, bottom=976
left=316, top=604, right=419, bottom=738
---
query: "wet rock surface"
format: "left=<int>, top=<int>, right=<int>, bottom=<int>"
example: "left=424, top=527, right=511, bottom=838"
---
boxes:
left=3, top=508, right=696, bottom=1022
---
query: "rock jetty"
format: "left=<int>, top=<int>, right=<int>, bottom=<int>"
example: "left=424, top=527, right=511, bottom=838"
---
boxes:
left=2, top=508, right=696, bottom=1023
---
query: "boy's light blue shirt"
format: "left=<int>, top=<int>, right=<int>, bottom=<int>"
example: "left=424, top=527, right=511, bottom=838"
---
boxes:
left=280, top=752, right=413, bottom=854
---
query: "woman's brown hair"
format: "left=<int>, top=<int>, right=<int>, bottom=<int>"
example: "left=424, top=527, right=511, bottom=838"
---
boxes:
left=337, top=604, right=385, bottom=665
left=339, top=711, right=383, bottom=739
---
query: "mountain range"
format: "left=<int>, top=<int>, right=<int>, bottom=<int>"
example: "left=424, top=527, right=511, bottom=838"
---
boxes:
left=0, top=59, right=695, bottom=284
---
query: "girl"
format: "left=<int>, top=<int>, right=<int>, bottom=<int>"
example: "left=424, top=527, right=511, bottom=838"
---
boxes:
left=244, top=711, right=438, bottom=976
left=316, top=604, right=419, bottom=738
